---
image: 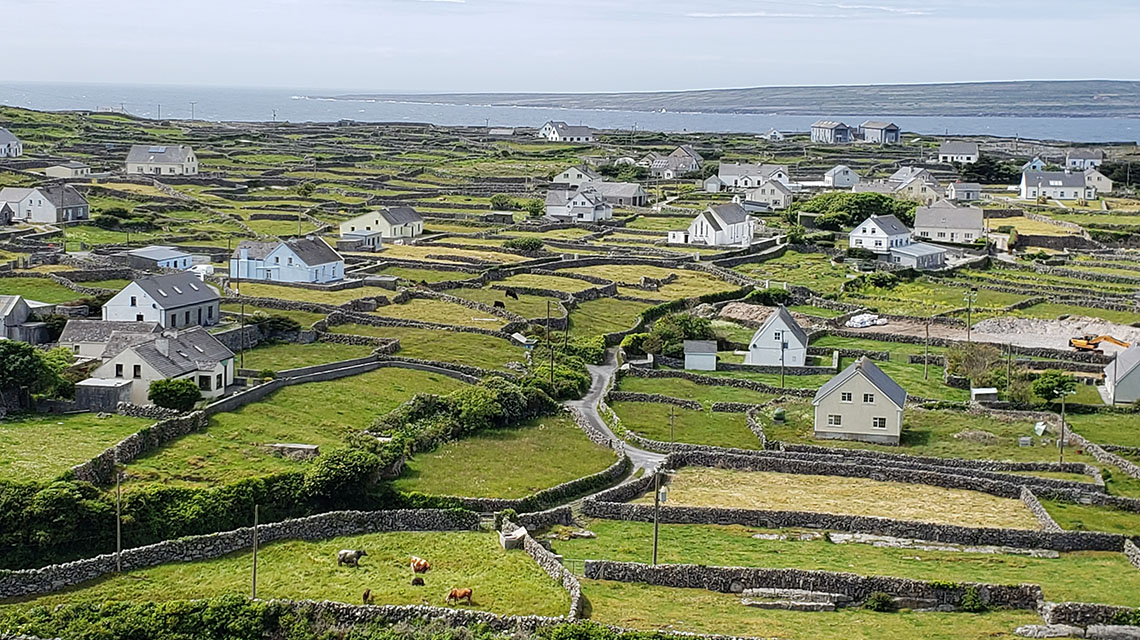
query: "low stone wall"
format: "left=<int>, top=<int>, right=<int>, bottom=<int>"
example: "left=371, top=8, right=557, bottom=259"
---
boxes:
left=814, top=328, right=1114, bottom=364
left=1041, top=601, right=1140, bottom=628
left=457, top=456, right=631, bottom=513
left=606, top=391, right=702, bottom=411
left=623, top=367, right=816, bottom=398
left=1021, top=487, right=1064, bottom=532
left=1126, top=540, right=1140, bottom=572
left=583, top=560, right=1043, bottom=611
left=0, top=509, right=479, bottom=600
left=211, top=324, right=264, bottom=352
left=1066, top=431, right=1140, bottom=481
left=809, top=345, right=889, bottom=362
left=515, top=506, right=575, bottom=530
left=70, top=412, right=209, bottom=485
left=115, top=402, right=179, bottom=420
left=520, top=526, right=583, bottom=620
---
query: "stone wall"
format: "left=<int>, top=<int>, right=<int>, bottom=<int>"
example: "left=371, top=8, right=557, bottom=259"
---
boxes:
left=1021, top=487, right=1064, bottom=532
left=70, top=411, right=209, bottom=485
left=519, top=525, right=583, bottom=620
left=0, top=509, right=479, bottom=600
left=1041, top=601, right=1140, bottom=628
left=1126, top=540, right=1140, bottom=572
left=623, top=367, right=816, bottom=398
left=606, top=391, right=703, bottom=411
left=515, top=506, right=575, bottom=530
left=211, top=324, right=264, bottom=352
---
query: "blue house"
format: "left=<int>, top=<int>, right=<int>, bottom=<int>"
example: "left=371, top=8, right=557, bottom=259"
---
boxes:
left=230, top=236, right=345, bottom=284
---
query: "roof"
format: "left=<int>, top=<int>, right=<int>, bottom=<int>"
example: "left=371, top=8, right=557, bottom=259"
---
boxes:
left=377, top=206, right=423, bottom=225
left=861, top=120, right=898, bottom=130
left=0, top=295, right=26, bottom=319
left=126, top=144, right=194, bottom=164
left=129, top=328, right=235, bottom=378
left=129, top=272, right=219, bottom=309
left=584, top=181, right=645, bottom=199
left=545, top=121, right=593, bottom=137
left=811, top=120, right=848, bottom=129
left=861, top=214, right=909, bottom=236
left=750, top=178, right=792, bottom=195
left=914, top=203, right=983, bottom=229
left=558, top=165, right=601, bottom=180
left=698, top=210, right=723, bottom=232
left=825, top=165, right=854, bottom=176
left=284, top=236, right=342, bottom=266
left=718, top=163, right=788, bottom=179
left=755, top=305, right=808, bottom=346
left=101, top=329, right=167, bottom=359
left=53, top=161, right=89, bottom=169
left=59, top=319, right=160, bottom=344
left=546, top=189, right=572, bottom=207
left=39, top=184, right=88, bottom=209
left=1067, top=148, right=1105, bottom=160
left=127, top=245, right=191, bottom=262
left=889, top=167, right=935, bottom=184
left=890, top=241, right=947, bottom=257
left=948, top=182, right=982, bottom=191
left=0, top=187, right=34, bottom=203
left=939, top=141, right=979, bottom=156
left=683, top=340, right=718, bottom=354
left=233, top=240, right=278, bottom=260
left=852, top=182, right=895, bottom=195
left=813, top=356, right=907, bottom=408
left=1023, top=171, right=1086, bottom=188
left=708, top=202, right=749, bottom=226
left=1107, top=346, right=1140, bottom=383
left=0, top=128, right=18, bottom=145
left=0, top=203, right=13, bottom=220
left=671, top=145, right=703, bottom=162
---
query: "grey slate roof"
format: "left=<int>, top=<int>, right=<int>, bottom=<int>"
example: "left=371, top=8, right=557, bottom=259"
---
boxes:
left=0, top=128, right=18, bottom=145
left=889, top=167, right=935, bottom=184
left=56, top=161, right=89, bottom=169
left=914, top=203, right=983, bottom=229
left=683, top=340, right=718, bottom=354
left=698, top=210, right=723, bottom=232
left=38, top=184, right=88, bottom=209
left=287, top=236, right=342, bottom=266
left=101, top=329, right=168, bottom=359
left=756, top=305, right=808, bottom=346
left=377, top=206, right=423, bottom=225
left=1106, top=346, right=1140, bottom=384
left=1024, top=171, right=1086, bottom=188
left=863, top=214, right=909, bottom=236
left=233, top=240, right=278, bottom=260
left=545, top=121, right=593, bottom=138
left=584, top=180, right=645, bottom=199
left=825, top=165, right=854, bottom=177
left=811, top=120, right=848, bottom=129
left=718, top=163, right=787, bottom=179
left=948, top=182, right=982, bottom=191
left=59, top=319, right=160, bottom=344
left=1067, top=148, right=1105, bottom=160
left=131, top=328, right=234, bottom=378
left=127, top=245, right=191, bottom=261
left=131, top=272, right=219, bottom=309
left=813, top=356, right=907, bottom=408
left=861, top=120, right=898, bottom=130
left=939, top=141, right=979, bottom=156
left=890, top=242, right=946, bottom=257
left=546, top=189, right=572, bottom=207
left=709, top=202, right=749, bottom=225
left=126, top=144, right=194, bottom=164
left=0, top=295, right=25, bottom=320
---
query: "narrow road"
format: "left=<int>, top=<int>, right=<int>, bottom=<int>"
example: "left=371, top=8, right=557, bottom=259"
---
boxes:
left=564, top=347, right=665, bottom=473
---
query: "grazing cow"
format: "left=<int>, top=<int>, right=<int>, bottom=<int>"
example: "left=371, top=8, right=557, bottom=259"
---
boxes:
left=362, top=589, right=374, bottom=605
left=337, top=549, right=368, bottom=567
left=505, top=289, right=519, bottom=300
left=411, top=576, right=425, bottom=586
left=493, top=300, right=505, bottom=309
left=446, top=588, right=473, bottom=605
left=410, top=556, right=431, bottom=573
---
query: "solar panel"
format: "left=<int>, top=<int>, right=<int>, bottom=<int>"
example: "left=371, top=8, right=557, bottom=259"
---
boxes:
left=148, top=146, right=167, bottom=153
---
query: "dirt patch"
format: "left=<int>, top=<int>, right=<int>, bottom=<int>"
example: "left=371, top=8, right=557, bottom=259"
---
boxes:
left=837, top=315, right=1138, bottom=353
left=718, top=303, right=825, bottom=331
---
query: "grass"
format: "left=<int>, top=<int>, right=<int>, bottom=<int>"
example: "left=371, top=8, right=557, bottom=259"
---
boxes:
left=616, top=376, right=776, bottom=407
left=377, top=266, right=479, bottom=284
left=0, top=413, right=152, bottom=482
left=236, top=342, right=375, bottom=372
left=1041, top=499, right=1140, bottom=535
left=582, top=580, right=1039, bottom=639
left=553, top=519, right=1140, bottom=605
left=787, top=304, right=845, bottom=318
left=810, top=335, right=947, bottom=362
left=449, top=286, right=566, bottom=319
left=220, top=304, right=329, bottom=327
left=734, top=251, right=853, bottom=294
left=496, top=273, right=597, bottom=293
left=843, top=280, right=1029, bottom=317
left=0, top=277, right=86, bottom=303
left=611, top=402, right=761, bottom=450
left=123, top=368, right=467, bottom=488
left=645, top=467, right=1040, bottom=530
left=3, top=531, right=567, bottom=617
left=327, top=324, right=522, bottom=370
left=566, top=265, right=739, bottom=300
left=392, top=414, right=616, bottom=498
left=568, top=298, right=653, bottom=337
left=374, top=298, right=507, bottom=329
left=1065, top=412, right=1140, bottom=448
left=235, top=282, right=395, bottom=305
left=77, top=278, right=131, bottom=290
left=378, top=244, right=527, bottom=265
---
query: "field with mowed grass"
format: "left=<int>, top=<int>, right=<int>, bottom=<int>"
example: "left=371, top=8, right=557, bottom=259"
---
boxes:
left=733, top=251, right=853, bottom=293
left=1041, top=499, right=1140, bottom=535
left=0, top=413, right=152, bottom=482
left=616, top=376, right=776, bottom=407
left=640, top=467, right=1040, bottom=530
left=496, top=273, right=598, bottom=293
left=0, top=277, right=87, bottom=303
left=235, top=282, right=396, bottom=305
left=122, top=368, right=467, bottom=488
left=449, top=286, right=566, bottom=319
left=392, top=413, right=617, bottom=498
left=373, top=298, right=507, bottom=329
left=568, top=298, right=652, bottom=337
left=375, top=266, right=479, bottom=284
left=566, top=265, right=739, bottom=299
left=1065, top=413, right=1140, bottom=448
left=236, top=341, right=376, bottom=372
left=220, top=304, right=329, bottom=327
left=327, top=324, right=523, bottom=370
left=2, top=531, right=567, bottom=616
left=611, top=402, right=761, bottom=450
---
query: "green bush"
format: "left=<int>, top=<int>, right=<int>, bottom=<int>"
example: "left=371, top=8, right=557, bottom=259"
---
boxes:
left=959, top=586, right=987, bottom=613
left=745, top=288, right=792, bottom=306
left=620, top=333, right=651, bottom=356
left=846, top=247, right=878, bottom=261
left=525, top=198, right=545, bottom=217
left=864, top=271, right=900, bottom=289
left=248, top=312, right=302, bottom=334
left=503, top=237, right=544, bottom=252
left=490, top=193, right=514, bottom=210
left=494, top=508, right=518, bottom=530
left=148, top=378, right=201, bottom=412
left=863, top=591, right=896, bottom=612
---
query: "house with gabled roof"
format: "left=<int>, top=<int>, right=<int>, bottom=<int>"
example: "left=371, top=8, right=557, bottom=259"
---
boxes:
left=0, top=127, right=22, bottom=158
left=553, top=165, right=602, bottom=188
left=683, top=340, right=718, bottom=371
left=538, top=121, right=594, bottom=143
left=103, top=272, right=221, bottom=329
left=125, top=144, right=198, bottom=175
left=1084, top=168, right=1114, bottom=194
left=811, top=120, right=852, bottom=144
left=123, top=245, right=194, bottom=271
left=1021, top=157, right=1047, bottom=172
left=860, top=121, right=901, bottom=144
left=1105, top=346, right=1140, bottom=405
left=44, top=161, right=91, bottom=179
left=743, top=177, right=792, bottom=210
left=545, top=187, right=613, bottom=222
left=0, top=184, right=90, bottom=224
left=744, top=306, right=808, bottom=367
left=824, top=165, right=860, bottom=188
left=1066, top=148, right=1105, bottom=171
left=914, top=200, right=983, bottom=245
left=58, top=319, right=160, bottom=358
left=1020, top=171, right=1096, bottom=201
left=230, top=236, right=344, bottom=284
left=946, top=182, right=982, bottom=202
left=712, top=162, right=792, bottom=191
left=849, top=214, right=911, bottom=254
left=673, top=203, right=752, bottom=247
left=0, top=295, right=52, bottom=344
left=938, top=141, right=979, bottom=164
left=91, top=327, right=235, bottom=405
left=813, top=356, right=907, bottom=445
left=339, top=206, right=424, bottom=240
left=582, top=180, right=649, bottom=207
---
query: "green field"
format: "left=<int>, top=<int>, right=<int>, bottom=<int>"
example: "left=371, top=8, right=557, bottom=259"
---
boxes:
left=1066, top=412, right=1140, bottom=448
left=568, top=298, right=652, bottom=337
left=616, top=375, right=776, bottom=407
left=377, top=266, right=479, bottom=284
left=734, top=251, right=853, bottom=293
left=449, top=286, right=566, bottom=319
left=0, top=413, right=152, bottom=482
left=1041, top=499, right=1140, bottom=535
left=611, top=401, right=761, bottom=450
left=219, top=304, right=329, bottom=327
left=236, top=282, right=395, bottom=304
left=374, top=298, right=507, bottom=329
left=236, top=341, right=375, bottom=372
left=327, top=324, right=523, bottom=370
left=567, top=265, right=739, bottom=300
left=0, top=277, right=86, bottom=303
left=1012, top=302, right=1140, bottom=325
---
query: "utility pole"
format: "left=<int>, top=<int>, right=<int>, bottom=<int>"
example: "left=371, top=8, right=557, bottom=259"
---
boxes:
left=923, top=320, right=930, bottom=380
left=964, top=287, right=978, bottom=343
left=652, top=472, right=662, bottom=566
left=546, top=301, right=554, bottom=386
left=115, top=457, right=122, bottom=573
left=251, top=505, right=259, bottom=599
left=670, top=406, right=675, bottom=446
left=1059, top=393, right=1069, bottom=464
left=238, top=271, right=245, bottom=369
left=1006, top=342, right=1012, bottom=392
left=157, top=104, right=161, bottom=120
left=190, top=101, right=197, bottom=120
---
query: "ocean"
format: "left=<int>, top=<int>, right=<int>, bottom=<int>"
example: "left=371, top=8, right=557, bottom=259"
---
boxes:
left=1, top=82, right=1138, bottom=143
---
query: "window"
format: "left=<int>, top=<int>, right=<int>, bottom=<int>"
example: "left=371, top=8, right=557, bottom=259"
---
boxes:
left=827, top=414, right=842, bottom=427
left=132, top=365, right=141, bottom=379
left=937, top=232, right=946, bottom=238
left=115, top=364, right=123, bottom=378
left=135, top=314, right=144, bottom=321
left=874, top=240, right=882, bottom=247
left=274, top=257, right=279, bottom=264
left=840, top=392, right=852, bottom=403
left=863, top=393, right=875, bottom=403
left=198, top=375, right=212, bottom=391
left=872, top=417, right=887, bottom=430
left=854, top=239, right=862, bottom=247
left=773, top=330, right=782, bottom=341
left=184, top=311, right=190, bottom=325
left=216, top=373, right=223, bottom=389
left=208, top=306, right=214, bottom=320
left=130, top=296, right=137, bottom=307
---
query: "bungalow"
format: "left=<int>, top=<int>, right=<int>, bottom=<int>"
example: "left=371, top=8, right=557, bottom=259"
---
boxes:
left=544, top=187, right=613, bottom=222
left=823, top=165, right=860, bottom=188
left=44, top=161, right=91, bottom=179
left=714, top=163, right=792, bottom=191
left=553, top=165, right=602, bottom=188
left=0, top=127, right=22, bottom=157
left=230, top=236, right=345, bottom=284
left=58, top=319, right=160, bottom=358
left=1021, top=157, right=1047, bottom=172
left=1066, top=148, right=1105, bottom=171
left=676, top=203, right=752, bottom=247
left=810, top=120, right=852, bottom=144
left=683, top=340, right=718, bottom=371
left=761, top=128, right=785, bottom=142
left=125, top=144, right=198, bottom=175
left=1020, top=171, right=1096, bottom=201
left=744, top=178, right=793, bottom=210
left=339, top=206, right=424, bottom=240
left=889, top=241, right=947, bottom=269
left=860, top=121, right=901, bottom=144
left=538, top=121, right=594, bottom=143
left=1085, top=168, right=1114, bottom=194
left=913, top=201, right=984, bottom=245
left=849, top=214, right=911, bottom=254
left=123, top=245, right=194, bottom=271
left=938, top=141, right=979, bottom=164
left=91, top=328, right=235, bottom=406
left=582, top=180, right=649, bottom=207
left=1105, top=346, right=1140, bottom=405
left=813, top=356, right=907, bottom=445
left=946, top=182, right=982, bottom=202
left=744, top=306, right=808, bottom=367
left=645, top=146, right=703, bottom=178
left=103, top=272, right=221, bottom=329
left=0, top=295, right=52, bottom=344
left=0, top=184, right=90, bottom=224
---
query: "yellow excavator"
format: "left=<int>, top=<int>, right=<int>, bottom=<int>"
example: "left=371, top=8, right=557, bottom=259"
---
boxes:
left=1069, top=334, right=1132, bottom=352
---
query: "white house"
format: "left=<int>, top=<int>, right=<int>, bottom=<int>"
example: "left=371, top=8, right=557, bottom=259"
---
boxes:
left=0, top=184, right=90, bottom=224
left=849, top=214, right=911, bottom=254
left=103, top=272, right=221, bottom=329
left=677, top=203, right=752, bottom=247
left=1020, top=171, right=1096, bottom=201
left=0, top=295, right=53, bottom=344
left=230, top=236, right=345, bottom=284
left=0, top=127, right=22, bottom=157
left=544, top=187, right=613, bottom=222
left=761, top=128, right=785, bottom=142
left=538, top=121, right=594, bottom=143
left=683, top=340, right=718, bottom=371
left=92, top=328, right=235, bottom=406
left=714, top=163, right=792, bottom=191
left=888, top=167, right=939, bottom=187
left=860, top=121, right=901, bottom=144
left=1021, top=157, right=1047, bottom=172
left=1066, top=148, right=1105, bottom=170
left=553, top=165, right=602, bottom=188
left=744, top=306, right=808, bottom=367
left=810, top=121, right=852, bottom=144
left=946, top=182, right=982, bottom=202
left=124, top=245, right=194, bottom=270
left=812, top=356, right=907, bottom=445
left=1105, top=346, right=1140, bottom=405
left=644, top=146, right=702, bottom=178
left=339, top=206, right=423, bottom=240
left=583, top=180, right=649, bottom=207
left=1085, top=168, right=1114, bottom=194
left=889, top=242, right=947, bottom=269
left=914, top=201, right=984, bottom=245
left=58, top=319, right=160, bottom=358
left=824, top=165, right=860, bottom=188
left=744, top=178, right=793, bottom=210
left=44, top=161, right=91, bottom=179
left=125, top=144, right=198, bottom=175
left=938, top=142, right=979, bottom=164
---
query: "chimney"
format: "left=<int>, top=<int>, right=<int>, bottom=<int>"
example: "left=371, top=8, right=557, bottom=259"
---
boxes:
left=155, top=337, right=170, bottom=357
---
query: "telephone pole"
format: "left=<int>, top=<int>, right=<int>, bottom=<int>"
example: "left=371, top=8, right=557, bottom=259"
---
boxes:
left=251, top=505, right=259, bottom=598
left=546, top=301, right=554, bottom=386
left=115, top=457, right=122, bottom=572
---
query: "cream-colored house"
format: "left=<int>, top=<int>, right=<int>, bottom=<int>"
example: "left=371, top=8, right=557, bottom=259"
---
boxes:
left=1085, top=168, right=1114, bottom=194
left=812, top=357, right=907, bottom=445
left=91, top=327, right=235, bottom=405
left=339, top=206, right=424, bottom=240
left=125, top=144, right=198, bottom=175
left=44, top=161, right=92, bottom=179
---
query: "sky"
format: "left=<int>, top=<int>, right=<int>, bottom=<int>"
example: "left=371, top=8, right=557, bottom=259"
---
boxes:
left=1, top=0, right=1138, bottom=93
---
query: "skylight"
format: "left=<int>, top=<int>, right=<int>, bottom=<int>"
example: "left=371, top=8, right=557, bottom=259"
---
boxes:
left=149, top=146, right=167, bottom=153
left=156, top=288, right=167, bottom=297
left=172, top=286, right=182, bottom=294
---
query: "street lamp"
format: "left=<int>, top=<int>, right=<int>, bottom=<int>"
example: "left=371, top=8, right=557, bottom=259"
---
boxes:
left=963, top=287, right=978, bottom=343
left=652, top=472, right=669, bottom=566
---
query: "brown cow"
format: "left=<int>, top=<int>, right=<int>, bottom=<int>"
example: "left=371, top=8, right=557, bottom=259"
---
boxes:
left=446, top=588, right=473, bottom=606
left=410, top=556, right=431, bottom=573
left=362, top=589, right=375, bottom=605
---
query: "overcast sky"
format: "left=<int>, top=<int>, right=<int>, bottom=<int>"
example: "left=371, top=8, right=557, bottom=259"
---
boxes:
left=2, top=0, right=1138, bottom=93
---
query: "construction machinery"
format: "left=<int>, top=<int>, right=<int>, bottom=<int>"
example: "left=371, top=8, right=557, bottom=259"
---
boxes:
left=1069, top=334, right=1132, bottom=352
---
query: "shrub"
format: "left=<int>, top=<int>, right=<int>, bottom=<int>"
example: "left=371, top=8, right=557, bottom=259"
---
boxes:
left=863, top=591, right=896, bottom=612
left=620, top=332, right=651, bottom=356
left=248, top=313, right=302, bottom=334
left=959, top=586, right=987, bottom=613
left=865, top=271, right=900, bottom=289
left=846, top=247, right=877, bottom=261
left=490, top=193, right=514, bottom=210
left=258, top=369, right=277, bottom=379
left=148, top=378, right=201, bottom=412
left=1032, top=369, right=1077, bottom=403
left=503, top=237, right=544, bottom=252
left=494, top=508, right=518, bottom=530
left=302, top=448, right=381, bottom=504
left=524, top=198, right=545, bottom=217
left=745, top=288, right=792, bottom=306
left=0, top=340, right=67, bottom=397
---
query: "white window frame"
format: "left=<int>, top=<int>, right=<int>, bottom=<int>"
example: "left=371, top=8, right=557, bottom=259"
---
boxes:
left=840, top=392, right=852, bottom=403
left=827, top=414, right=842, bottom=427
left=872, top=417, right=887, bottom=430
left=863, top=393, right=875, bottom=403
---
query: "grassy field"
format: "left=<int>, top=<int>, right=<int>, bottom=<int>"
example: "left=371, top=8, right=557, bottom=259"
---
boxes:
left=553, top=519, right=1140, bottom=605
left=235, top=282, right=395, bottom=305
left=843, top=280, right=1029, bottom=317
left=611, top=402, right=761, bottom=450
left=0, top=277, right=86, bottom=303
left=0, top=413, right=152, bottom=482
left=3, top=531, right=567, bottom=616
left=392, top=414, right=616, bottom=498
left=568, top=298, right=652, bottom=337
left=374, top=298, right=507, bottom=329
left=327, top=325, right=523, bottom=370
left=123, top=368, right=467, bottom=487
left=582, top=580, right=1040, bottom=639
left=449, top=286, right=566, bottom=319
left=616, top=376, right=776, bottom=407
left=644, top=467, right=1039, bottom=530
left=377, top=266, right=479, bottom=284
left=567, top=265, right=739, bottom=300
left=220, top=304, right=329, bottom=327
left=496, top=273, right=597, bottom=293
left=810, top=335, right=947, bottom=362
left=1041, top=499, right=1140, bottom=535
left=733, top=251, right=853, bottom=294
left=1065, top=413, right=1140, bottom=448
left=236, top=342, right=375, bottom=372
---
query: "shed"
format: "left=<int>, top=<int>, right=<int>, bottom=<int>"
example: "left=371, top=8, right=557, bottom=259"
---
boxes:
left=683, top=340, right=718, bottom=371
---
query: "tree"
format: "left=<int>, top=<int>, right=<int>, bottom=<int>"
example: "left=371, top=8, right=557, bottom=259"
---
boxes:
left=947, top=343, right=1001, bottom=384
left=503, top=237, right=544, bottom=252
left=490, top=193, right=514, bottom=210
left=956, top=156, right=1021, bottom=185
left=148, top=378, right=201, bottom=412
left=296, top=182, right=316, bottom=197
left=524, top=199, right=545, bottom=218
left=0, top=341, right=57, bottom=395
left=1032, top=370, right=1077, bottom=403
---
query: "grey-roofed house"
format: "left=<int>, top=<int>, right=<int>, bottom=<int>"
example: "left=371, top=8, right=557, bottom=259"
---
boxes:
left=1019, top=170, right=1096, bottom=201
left=0, top=184, right=90, bottom=224
left=683, top=340, right=718, bottom=371
left=545, top=187, right=613, bottom=222
left=1066, top=148, right=1105, bottom=170
left=553, top=165, right=602, bottom=188
left=123, top=245, right=194, bottom=270
left=0, top=127, right=22, bottom=158
left=946, top=181, right=982, bottom=202
left=103, top=272, right=221, bottom=329
left=230, top=236, right=344, bottom=284
left=745, top=306, right=808, bottom=367
left=538, top=121, right=595, bottom=143
left=715, top=163, right=792, bottom=191
left=810, top=120, right=853, bottom=144
left=938, top=141, right=980, bottom=164
left=58, top=319, right=160, bottom=358
left=860, top=121, right=901, bottom=144
left=0, top=295, right=51, bottom=344
left=824, top=165, right=860, bottom=188
left=91, top=327, right=236, bottom=405
left=813, top=356, right=907, bottom=445
left=849, top=214, right=911, bottom=254
left=339, top=206, right=423, bottom=240
left=913, top=201, right=984, bottom=244
left=125, top=144, right=199, bottom=175
left=1105, top=346, right=1140, bottom=405
left=582, top=180, right=648, bottom=207
left=675, top=202, right=752, bottom=247
left=888, top=241, right=947, bottom=270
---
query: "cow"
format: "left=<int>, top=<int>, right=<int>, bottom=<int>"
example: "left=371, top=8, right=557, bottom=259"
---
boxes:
left=505, top=289, right=519, bottom=300
left=337, top=549, right=367, bottom=567
left=410, top=556, right=431, bottom=574
left=411, top=576, right=425, bottom=586
left=362, top=589, right=375, bottom=605
left=446, top=588, right=473, bottom=606
left=493, top=300, right=505, bottom=309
